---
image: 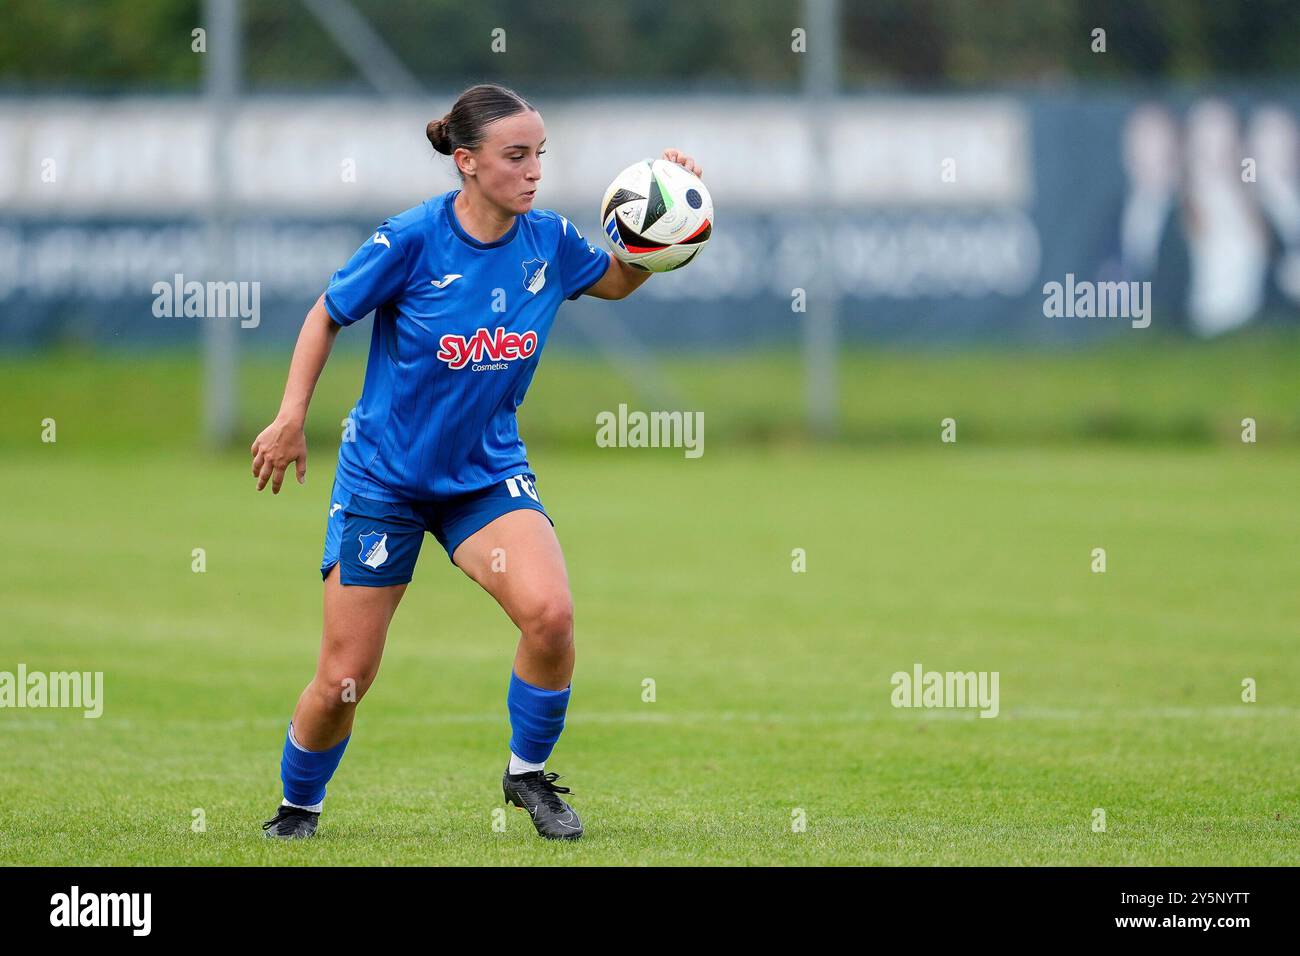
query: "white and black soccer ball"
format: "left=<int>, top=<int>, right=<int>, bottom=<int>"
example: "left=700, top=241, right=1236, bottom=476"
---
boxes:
left=599, top=158, right=713, bottom=272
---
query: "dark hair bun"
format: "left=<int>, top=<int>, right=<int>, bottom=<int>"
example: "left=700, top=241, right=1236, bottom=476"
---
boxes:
left=426, top=118, right=453, bottom=155
left=427, top=87, right=534, bottom=172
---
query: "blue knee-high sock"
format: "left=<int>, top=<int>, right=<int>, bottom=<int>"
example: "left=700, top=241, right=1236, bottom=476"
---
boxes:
left=280, top=721, right=350, bottom=808
left=507, top=671, right=570, bottom=764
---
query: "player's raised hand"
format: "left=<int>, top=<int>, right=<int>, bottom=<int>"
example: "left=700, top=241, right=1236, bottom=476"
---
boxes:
left=250, top=416, right=308, bottom=494
left=661, top=148, right=702, bottom=179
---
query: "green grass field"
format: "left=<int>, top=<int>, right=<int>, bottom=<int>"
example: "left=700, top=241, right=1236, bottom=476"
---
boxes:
left=1, top=340, right=1298, bottom=865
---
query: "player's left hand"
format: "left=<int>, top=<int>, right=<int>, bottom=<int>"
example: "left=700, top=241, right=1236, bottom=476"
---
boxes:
left=661, top=148, right=702, bottom=179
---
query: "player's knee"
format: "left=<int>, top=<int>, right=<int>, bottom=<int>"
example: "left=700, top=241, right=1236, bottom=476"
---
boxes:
left=520, top=594, right=574, bottom=654
left=313, top=668, right=376, bottom=709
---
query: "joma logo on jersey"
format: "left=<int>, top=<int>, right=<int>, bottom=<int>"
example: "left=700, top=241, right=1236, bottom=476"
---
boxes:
left=437, top=327, right=539, bottom=370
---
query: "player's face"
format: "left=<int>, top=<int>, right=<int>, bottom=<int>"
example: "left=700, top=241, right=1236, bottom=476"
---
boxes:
left=474, top=110, right=546, bottom=214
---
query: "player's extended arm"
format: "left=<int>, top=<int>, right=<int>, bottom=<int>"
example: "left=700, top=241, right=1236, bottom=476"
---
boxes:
left=583, top=147, right=703, bottom=301
left=583, top=256, right=653, bottom=301
left=250, top=293, right=340, bottom=494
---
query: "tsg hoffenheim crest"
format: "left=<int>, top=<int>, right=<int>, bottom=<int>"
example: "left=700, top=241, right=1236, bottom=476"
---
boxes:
left=358, top=531, right=389, bottom=569
left=522, top=258, right=548, bottom=294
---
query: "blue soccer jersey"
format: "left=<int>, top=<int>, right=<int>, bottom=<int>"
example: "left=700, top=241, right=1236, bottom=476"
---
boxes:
left=323, top=189, right=611, bottom=500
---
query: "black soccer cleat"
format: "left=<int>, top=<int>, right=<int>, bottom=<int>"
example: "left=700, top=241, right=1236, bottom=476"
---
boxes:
left=502, top=770, right=584, bottom=840
left=261, top=804, right=320, bottom=839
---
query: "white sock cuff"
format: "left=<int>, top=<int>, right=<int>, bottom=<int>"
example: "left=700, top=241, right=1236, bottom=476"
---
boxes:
left=509, top=752, right=546, bottom=775
left=281, top=797, right=324, bottom=813
left=287, top=722, right=312, bottom=753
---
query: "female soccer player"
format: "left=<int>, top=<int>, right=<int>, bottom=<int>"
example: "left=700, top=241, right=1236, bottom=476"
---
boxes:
left=250, top=83, right=702, bottom=841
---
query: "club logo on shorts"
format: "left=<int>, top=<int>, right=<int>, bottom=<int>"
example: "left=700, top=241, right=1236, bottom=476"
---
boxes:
left=358, top=531, right=389, bottom=570
left=436, top=327, right=539, bottom=370
left=522, top=258, right=548, bottom=294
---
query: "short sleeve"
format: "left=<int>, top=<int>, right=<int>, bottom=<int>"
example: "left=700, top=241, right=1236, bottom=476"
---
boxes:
left=556, top=215, right=612, bottom=300
left=324, top=225, right=410, bottom=326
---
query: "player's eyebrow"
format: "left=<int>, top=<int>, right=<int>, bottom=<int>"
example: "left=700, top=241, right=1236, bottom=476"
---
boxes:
left=502, top=139, right=546, bottom=151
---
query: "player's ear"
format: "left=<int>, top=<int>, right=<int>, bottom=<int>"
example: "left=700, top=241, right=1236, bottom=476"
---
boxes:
left=454, top=146, right=475, bottom=177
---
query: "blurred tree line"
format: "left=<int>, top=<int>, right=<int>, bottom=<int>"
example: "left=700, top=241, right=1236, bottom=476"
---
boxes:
left=3, top=0, right=1298, bottom=92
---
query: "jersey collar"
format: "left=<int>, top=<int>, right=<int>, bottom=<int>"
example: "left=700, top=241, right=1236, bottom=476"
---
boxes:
left=445, top=189, right=521, bottom=249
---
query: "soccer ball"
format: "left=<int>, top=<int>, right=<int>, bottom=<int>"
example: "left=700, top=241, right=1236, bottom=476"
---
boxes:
left=599, top=158, right=713, bottom=272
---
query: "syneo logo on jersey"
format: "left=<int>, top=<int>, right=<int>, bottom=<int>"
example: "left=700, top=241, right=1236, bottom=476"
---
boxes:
left=437, top=327, right=539, bottom=371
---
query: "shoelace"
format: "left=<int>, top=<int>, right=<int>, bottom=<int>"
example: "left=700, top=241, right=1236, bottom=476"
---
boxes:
left=521, top=772, right=573, bottom=812
left=262, top=806, right=315, bottom=830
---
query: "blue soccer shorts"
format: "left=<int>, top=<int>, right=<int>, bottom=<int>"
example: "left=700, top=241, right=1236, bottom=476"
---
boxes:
left=319, top=471, right=552, bottom=586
